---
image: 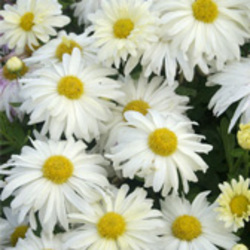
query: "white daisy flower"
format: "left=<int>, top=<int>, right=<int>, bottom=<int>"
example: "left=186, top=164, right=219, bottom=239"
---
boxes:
left=207, top=58, right=250, bottom=131
left=72, top=0, right=102, bottom=26
left=89, top=0, right=158, bottom=71
left=215, top=176, right=250, bottom=232
left=160, top=192, right=238, bottom=250
left=25, top=30, right=97, bottom=65
left=6, top=229, right=64, bottom=250
left=0, top=207, right=29, bottom=247
left=0, top=0, right=70, bottom=53
left=64, top=184, right=164, bottom=250
left=118, top=75, right=189, bottom=120
left=0, top=138, right=109, bottom=233
left=20, top=48, right=123, bottom=141
left=155, top=0, right=250, bottom=73
left=108, top=111, right=212, bottom=195
left=104, top=75, right=190, bottom=152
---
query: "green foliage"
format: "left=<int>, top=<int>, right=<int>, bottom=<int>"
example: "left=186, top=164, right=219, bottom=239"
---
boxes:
left=58, top=0, right=75, bottom=9
left=0, top=112, right=30, bottom=163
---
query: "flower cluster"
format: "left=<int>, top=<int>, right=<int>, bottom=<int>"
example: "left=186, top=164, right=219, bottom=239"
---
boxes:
left=0, top=0, right=250, bottom=249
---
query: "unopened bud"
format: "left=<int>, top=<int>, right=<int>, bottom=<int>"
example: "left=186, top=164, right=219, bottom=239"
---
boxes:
left=237, top=123, right=250, bottom=150
left=6, top=56, right=23, bottom=72
left=232, top=244, right=248, bottom=250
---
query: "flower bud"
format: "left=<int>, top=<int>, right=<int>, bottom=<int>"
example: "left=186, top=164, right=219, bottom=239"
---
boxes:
left=6, top=56, right=23, bottom=72
left=237, top=123, right=250, bottom=150
left=232, top=244, right=248, bottom=250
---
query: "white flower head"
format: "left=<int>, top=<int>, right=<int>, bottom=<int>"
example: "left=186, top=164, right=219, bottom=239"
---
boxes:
left=155, top=0, right=250, bottom=74
left=208, top=58, right=250, bottom=131
left=0, top=207, right=29, bottom=248
left=89, top=0, right=158, bottom=71
left=161, top=192, right=238, bottom=250
left=26, top=30, right=97, bottom=66
left=0, top=0, right=70, bottom=53
left=215, top=176, right=250, bottom=232
left=108, top=110, right=212, bottom=195
left=104, top=75, right=190, bottom=153
left=119, top=75, right=189, bottom=119
left=6, top=229, right=64, bottom=250
left=0, top=138, right=109, bottom=233
left=20, top=48, right=123, bottom=141
left=64, top=184, right=164, bottom=250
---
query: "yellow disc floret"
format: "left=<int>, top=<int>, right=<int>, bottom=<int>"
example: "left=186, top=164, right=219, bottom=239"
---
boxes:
left=237, top=123, right=250, bottom=150
left=113, top=19, right=134, bottom=39
left=97, top=212, right=126, bottom=239
left=10, top=225, right=29, bottom=246
left=148, top=128, right=178, bottom=156
left=123, top=100, right=150, bottom=119
left=55, top=37, right=82, bottom=61
left=42, top=155, right=74, bottom=184
left=192, top=0, right=218, bottom=23
left=172, top=215, right=202, bottom=241
left=20, top=12, right=35, bottom=31
left=230, top=195, right=250, bottom=217
left=57, top=76, right=84, bottom=100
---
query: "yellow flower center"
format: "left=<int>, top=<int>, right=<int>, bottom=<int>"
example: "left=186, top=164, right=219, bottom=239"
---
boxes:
left=20, top=12, right=35, bottom=31
left=237, top=123, right=250, bottom=150
left=148, top=128, right=178, bottom=156
left=55, top=37, right=82, bottom=61
left=3, top=63, right=29, bottom=80
left=123, top=100, right=150, bottom=119
left=230, top=195, right=249, bottom=217
left=113, top=18, right=134, bottom=39
left=10, top=225, right=29, bottom=246
left=172, top=215, right=202, bottom=241
left=42, top=155, right=74, bottom=184
left=192, top=0, right=218, bottom=23
left=57, top=76, right=84, bottom=100
left=97, top=212, right=126, bottom=239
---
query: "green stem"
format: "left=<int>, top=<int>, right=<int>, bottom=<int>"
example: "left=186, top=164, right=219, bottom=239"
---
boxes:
left=244, top=151, right=250, bottom=177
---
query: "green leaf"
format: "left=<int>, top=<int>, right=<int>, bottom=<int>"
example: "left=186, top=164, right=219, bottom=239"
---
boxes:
left=0, top=112, right=30, bottom=162
left=58, top=0, right=75, bottom=9
left=230, top=148, right=245, bottom=158
left=176, top=86, right=197, bottom=97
